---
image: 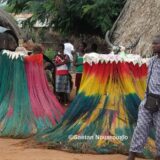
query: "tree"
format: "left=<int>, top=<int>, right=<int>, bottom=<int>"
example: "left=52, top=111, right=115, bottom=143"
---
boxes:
left=107, top=0, right=160, bottom=57
left=6, top=0, right=125, bottom=37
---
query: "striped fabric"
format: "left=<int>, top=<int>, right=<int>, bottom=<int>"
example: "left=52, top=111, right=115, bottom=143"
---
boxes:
left=55, top=54, right=69, bottom=75
left=55, top=75, right=70, bottom=93
left=56, top=64, right=69, bottom=75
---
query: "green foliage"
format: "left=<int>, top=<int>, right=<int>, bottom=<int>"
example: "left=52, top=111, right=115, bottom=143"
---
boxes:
left=44, top=48, right=56, bottom=60
left=82, top=0, right=124, bottom=35
left=7, top=0, right=125, bottom=36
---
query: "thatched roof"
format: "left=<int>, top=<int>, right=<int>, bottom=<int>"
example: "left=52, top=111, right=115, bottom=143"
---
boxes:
left=0, top=9, right=22, bottom=40
left=110, top=0, right=160, bottom=57
left=0, top=9, right=23, bottom=50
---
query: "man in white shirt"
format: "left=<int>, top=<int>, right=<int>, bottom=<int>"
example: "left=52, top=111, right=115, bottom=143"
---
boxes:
left=63, top=39, right=75, bottom=99
left=64, top=39, right=75, bottom=62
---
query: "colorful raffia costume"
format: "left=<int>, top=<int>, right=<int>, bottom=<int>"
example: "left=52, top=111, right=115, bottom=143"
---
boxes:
left=0, top=50, right=64, bottom=138
left=36, top=53, right=155, bottom=158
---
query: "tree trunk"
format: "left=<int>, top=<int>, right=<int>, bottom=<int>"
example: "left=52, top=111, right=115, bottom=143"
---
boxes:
left=110, top=0, right=160, bottom=57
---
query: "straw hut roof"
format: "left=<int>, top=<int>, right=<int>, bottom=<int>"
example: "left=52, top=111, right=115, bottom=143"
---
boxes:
left=0, top=9, right=23, bottom=50
left=0, top=9, right=22, bottom=40
left=108, top=0, right=160, bottom=57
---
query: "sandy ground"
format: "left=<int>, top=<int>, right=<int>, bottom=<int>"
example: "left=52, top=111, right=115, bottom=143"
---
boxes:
left=0, top=138, right=146, bottom=160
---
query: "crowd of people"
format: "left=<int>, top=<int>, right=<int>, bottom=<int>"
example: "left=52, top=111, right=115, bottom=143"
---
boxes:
left=53, top=40, right=98, bottom=105
left=21, top=38, right=98, bottom=106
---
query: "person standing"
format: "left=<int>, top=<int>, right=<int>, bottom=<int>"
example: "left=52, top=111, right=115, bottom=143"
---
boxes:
left=73, top=42, right=87, bottom=93
left=127, top=35, right=160, bottom=160
left=53, top=43, right=70, bottom=104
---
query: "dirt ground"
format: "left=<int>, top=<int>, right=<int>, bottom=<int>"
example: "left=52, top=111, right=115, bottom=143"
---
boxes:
left=0, top=138, right=146, bottom=160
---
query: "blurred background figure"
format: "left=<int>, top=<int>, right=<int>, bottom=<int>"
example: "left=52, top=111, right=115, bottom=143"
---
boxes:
left=64, top=38, right=75, bottom=63
left=74, top=42, right=87, bottom=93
left=63, top=39, right=75, bottom=100
left=32, top=44, right=55, bottom=91
left=22, top=38, right=35, bottom=54
left=90, top=43, right=98, bottom=53
left=53, top=43, right=71, bottom=105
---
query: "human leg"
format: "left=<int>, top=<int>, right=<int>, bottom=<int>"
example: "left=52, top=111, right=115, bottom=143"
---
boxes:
left=153, top=110, right=160, bottom=158
left=128, top=106, right=153, bottom=159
